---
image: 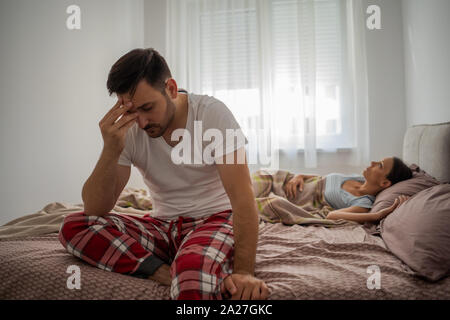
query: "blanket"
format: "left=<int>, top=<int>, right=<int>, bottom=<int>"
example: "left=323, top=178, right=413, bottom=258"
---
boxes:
left=0, top=188, right=152, bottom=239
left=3, top=223, right=450, bottom=299
left=0, top=170, right=352, bottom=240
left=252, top=169, right=353, bottom=227
left=2, top=185, right=449, bottom=300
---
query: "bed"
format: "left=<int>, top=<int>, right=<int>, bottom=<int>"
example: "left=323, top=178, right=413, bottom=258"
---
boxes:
left=1, top=122, right=449, bottom=300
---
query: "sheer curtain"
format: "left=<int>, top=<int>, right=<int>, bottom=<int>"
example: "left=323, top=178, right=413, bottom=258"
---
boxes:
left=166, top=0, right=369, bottom=169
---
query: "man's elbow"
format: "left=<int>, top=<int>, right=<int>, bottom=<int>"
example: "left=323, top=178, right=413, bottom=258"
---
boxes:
left=81, top=189, right=115, bottom=217
left=82, top=199, right=114, bottom=217
left=230, top=192, right=258, bottom=212
left=83, top=205, right=110, bottom=217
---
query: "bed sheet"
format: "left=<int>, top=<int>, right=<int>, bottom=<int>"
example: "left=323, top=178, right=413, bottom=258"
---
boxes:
left=1, top=221, right=449, bottom=299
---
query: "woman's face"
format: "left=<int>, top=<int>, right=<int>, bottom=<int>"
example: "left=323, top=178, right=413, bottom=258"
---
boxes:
left=363, top=157, right=394, bottom=189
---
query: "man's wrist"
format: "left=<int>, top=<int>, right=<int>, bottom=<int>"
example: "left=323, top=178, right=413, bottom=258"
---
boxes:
left=101, top=147, right=122, bottom=161
left=233, top=269, right=254, bottom=276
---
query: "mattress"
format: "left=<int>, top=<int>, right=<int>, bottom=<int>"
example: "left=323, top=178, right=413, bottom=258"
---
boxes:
left=1, top=217, right=449, bottom=299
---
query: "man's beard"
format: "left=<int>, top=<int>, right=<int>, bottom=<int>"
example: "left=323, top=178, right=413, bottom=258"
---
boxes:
left=144, top=95, right=176, bottom=138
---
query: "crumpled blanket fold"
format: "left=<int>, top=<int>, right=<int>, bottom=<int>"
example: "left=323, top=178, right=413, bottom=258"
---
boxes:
left=252, top=169, right=355, bottom=227
left=0, top=188, right=152, bottom=239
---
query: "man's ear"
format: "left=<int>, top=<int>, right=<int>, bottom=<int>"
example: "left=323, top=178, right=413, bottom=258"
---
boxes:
left=165, top=78, right=178, bottom=99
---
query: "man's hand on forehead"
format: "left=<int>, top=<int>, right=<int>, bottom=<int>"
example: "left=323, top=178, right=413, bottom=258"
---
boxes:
left=117, top=94, right=135, bottom=112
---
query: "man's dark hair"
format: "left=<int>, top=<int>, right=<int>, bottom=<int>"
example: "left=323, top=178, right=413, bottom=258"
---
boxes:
left=106, top=48, right=172, bottom=97
left=386, top=157, right=413, bottom=185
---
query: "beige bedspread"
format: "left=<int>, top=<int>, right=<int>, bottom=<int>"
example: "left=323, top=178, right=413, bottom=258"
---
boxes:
left=252, top=169, right=352, bottom=226
left=0, top=188, right=152, bottom=240
left=1, top=188, right=449, bottom=299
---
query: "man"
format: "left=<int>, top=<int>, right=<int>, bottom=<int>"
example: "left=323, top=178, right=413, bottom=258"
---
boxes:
left=58, top=48, right=269, bottom=300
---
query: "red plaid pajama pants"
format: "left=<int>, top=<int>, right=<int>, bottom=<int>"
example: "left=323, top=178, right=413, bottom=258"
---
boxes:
left=58, top=209, right=234, bottom=300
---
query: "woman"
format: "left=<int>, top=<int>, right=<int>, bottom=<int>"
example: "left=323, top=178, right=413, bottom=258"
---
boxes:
left=283, top=157, right=412, bottom=223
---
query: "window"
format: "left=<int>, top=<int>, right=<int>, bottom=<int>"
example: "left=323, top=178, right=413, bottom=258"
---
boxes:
left=181, top=0, right=354, bottom=154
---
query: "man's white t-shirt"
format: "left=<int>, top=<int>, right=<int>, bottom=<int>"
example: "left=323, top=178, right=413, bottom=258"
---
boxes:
left=118, top=91, right=248, bottom=220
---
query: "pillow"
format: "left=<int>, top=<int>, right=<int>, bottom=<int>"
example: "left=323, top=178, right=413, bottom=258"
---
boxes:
left=370, top=164, right=440, bottom=213
left=380, top=184, right=450, bottom=281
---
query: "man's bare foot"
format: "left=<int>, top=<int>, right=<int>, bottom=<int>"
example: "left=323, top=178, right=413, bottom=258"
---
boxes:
left=148, top=263, right=171, bottom=286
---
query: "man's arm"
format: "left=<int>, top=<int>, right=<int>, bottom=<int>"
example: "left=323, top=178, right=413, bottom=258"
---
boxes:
left=82, top=153, right=131, bottom=216
left=216, top=147, right=269, bottom=300
left=82, top=96, right=137, bottom=216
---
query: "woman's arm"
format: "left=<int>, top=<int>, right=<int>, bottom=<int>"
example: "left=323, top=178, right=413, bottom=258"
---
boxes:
left=284, top=173, right=320, bottom=199
left=326, top=206, right=375, bottom=223
left=327, top=195, right=410, bottom=223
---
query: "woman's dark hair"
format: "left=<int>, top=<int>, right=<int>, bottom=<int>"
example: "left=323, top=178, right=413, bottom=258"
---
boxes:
left=106, top=48, right=172, bottom=97
left=386, top=157, right=413, bottom=185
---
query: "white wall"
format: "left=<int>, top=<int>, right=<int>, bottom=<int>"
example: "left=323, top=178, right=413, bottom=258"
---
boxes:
left=402, top=0, right=450, bottom=127
left=0, top=0, right=144, bottom=225
left=362, top=0, right=407, bottom=161
left=144, top=0, right=167, bottom=56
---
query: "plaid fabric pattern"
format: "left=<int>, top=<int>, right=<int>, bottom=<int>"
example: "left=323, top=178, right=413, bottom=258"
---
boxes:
left=58, top=209, right=233, bottom=300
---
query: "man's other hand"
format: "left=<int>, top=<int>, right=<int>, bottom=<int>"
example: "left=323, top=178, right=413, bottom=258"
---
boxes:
left=221, top=273, right=270, bottom=300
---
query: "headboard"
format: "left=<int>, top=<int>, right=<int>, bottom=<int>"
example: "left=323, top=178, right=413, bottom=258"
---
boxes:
left=403, top=121, right=450, bottom=183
